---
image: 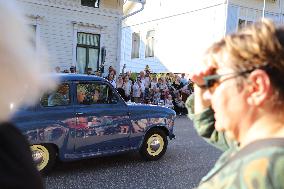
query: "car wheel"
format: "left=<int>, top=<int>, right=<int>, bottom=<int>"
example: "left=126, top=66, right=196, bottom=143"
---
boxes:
left=30, top=144, right=56, bottom=173
left=140, top=128, right=168, bottom=161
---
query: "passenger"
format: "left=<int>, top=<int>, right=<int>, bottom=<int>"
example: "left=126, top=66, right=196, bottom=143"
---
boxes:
left=77, top=88, right=87, bottom=104
left=92, top=89, right=101, bottom=103
left=0, top=0, right=56, bottom=188
left=48, top=84, right=69, bottom=106
left=187, top=19, right=284, bottom=188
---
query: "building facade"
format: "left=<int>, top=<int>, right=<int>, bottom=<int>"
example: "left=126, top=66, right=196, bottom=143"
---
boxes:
left=121, top=0, right=283, bottom=73
left=17, top=0, right=123, bottom=74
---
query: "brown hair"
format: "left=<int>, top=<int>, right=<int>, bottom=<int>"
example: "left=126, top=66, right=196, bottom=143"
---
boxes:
left=205, top=19, right=284, bottom=102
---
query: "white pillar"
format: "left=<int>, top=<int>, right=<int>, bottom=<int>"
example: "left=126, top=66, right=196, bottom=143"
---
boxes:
left=262, top=0, right=266, bottom=19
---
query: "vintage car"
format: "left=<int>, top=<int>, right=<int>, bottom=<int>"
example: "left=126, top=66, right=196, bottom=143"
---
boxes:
left=11, top=74, right=176, bottom=173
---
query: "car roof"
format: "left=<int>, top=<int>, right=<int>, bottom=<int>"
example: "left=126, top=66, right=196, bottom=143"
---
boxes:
left=50, top=73, right=107, bottom=82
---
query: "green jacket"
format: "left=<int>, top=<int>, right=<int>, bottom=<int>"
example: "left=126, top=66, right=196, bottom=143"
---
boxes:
left=186, top=94, right=284, bottom=189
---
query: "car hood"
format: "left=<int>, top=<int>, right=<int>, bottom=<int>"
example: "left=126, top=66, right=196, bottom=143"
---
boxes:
left=127, top=102, right=176, bottom=118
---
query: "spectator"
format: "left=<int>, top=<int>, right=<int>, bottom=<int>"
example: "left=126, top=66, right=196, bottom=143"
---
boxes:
left=188, top=78, right=194, bottom=93
left=116, top=75, right=126, bottom=100
left=180, top=83, right=192, bottom=103
left=159, top=77, right=168, bottom=100
left=123, top=76, right=132, bottom=102
left=174, top=95, right=187, bottom=115
left=188, top=19, right=284, bottom=188
left=63, top=69, right=69, bottom=73
left=125, top=71, right=134, bottom=84
left=104, top=66, right=116, bottom=79
left=55, top=66, right=61, bottom=73
left=164, top=94, right=174, bottom=109
left=139, top=71, right=146, bottom=99
left=139, top=77, right=145, bottom=103
left=132, top=79, right=142, bottom=103
left=70, top=66, right=76, bottom=73
left=152, top=87, right=161, bottom=105
left=180, top=73, right=188, bottom=86
left=108, top=74, right=116, bottom=88
left=144, top=71, right=151, bottom=101
left=95, top=70, right=101, bottom=76
left=172, top=76, right=183, bottom=91
left=87, top=67, right=94, bottom=75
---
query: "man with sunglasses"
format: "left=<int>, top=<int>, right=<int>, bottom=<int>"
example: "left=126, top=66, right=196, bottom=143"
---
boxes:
left=187, top=19, right=284, bottom=189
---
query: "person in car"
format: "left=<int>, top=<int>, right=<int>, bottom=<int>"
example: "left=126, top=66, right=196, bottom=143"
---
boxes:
left=77, top=87, right=87, bottom=104
left=48, top=84, right=69, bottom=106
left=187, top=19, right=284, bottom=189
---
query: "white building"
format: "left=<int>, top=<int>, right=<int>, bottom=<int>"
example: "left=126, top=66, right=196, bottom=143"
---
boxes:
left=121, top=0, right=283, bottom=74
left=17, top=0, right=123, bottom=74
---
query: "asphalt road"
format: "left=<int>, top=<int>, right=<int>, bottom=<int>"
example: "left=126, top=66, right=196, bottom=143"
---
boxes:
left=44, top=116, right=222, bottom=189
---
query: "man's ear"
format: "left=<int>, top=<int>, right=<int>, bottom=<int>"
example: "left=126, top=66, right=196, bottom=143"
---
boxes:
left=246, top=69, right=271, bottom=106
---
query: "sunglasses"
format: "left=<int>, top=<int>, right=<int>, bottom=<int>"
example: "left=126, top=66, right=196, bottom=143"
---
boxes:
left=197, top=69, right=255, bottom=89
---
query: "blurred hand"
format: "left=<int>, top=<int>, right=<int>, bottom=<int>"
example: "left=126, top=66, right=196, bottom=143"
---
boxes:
left=189, top=65, right=216, bottom=87
left=188, top=65, right=215, bottom=114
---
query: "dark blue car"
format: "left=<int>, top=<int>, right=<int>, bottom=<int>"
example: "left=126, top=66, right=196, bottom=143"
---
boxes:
left=12, top=74, right=176, bottom=173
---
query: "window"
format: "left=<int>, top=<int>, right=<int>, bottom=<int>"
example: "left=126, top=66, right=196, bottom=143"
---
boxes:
left=40, top=84, right=70, bottom=107
left=81, top=0, right=100, bottom=8
left=30, top=25, right=36, bottom=48
left=247, top=21, right=253, bottom=26
left=238, top=19, right=253, bottom=30
left=131, top=32, right=140, bottom=59
left=77, top=83, right=118, bottom=105
left=238, top=19, right=246, bottom=30
left=145, top=30, right=155, bottom=57
left=77, top=33, right=100, bottom=74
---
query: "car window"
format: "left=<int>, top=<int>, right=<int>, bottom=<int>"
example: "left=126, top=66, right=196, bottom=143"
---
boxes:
left=77, top=82, right=118, bottom=105
left=40, top=83, right=70, bottom=107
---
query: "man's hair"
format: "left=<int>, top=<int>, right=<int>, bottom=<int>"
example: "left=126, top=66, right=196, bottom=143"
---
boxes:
left=205, top=19, right=284, bottom=104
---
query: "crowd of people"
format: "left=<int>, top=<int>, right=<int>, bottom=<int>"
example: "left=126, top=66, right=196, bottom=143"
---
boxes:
left=110, top=70, right=193, bottom=116
left=56, top=65, right=194, bottom=115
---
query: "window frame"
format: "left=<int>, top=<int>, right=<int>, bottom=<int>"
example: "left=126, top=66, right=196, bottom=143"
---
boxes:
left=131, top=32, right=140, bottom=59
left=40, top=83, right=71, bottom=108
left=145, top=30, right=155, bottom=58
left=237, top=18, right=254, bottom=30
left=76, top=32, right=101, bottom=74
left=75, top=81, right=119, bottom=105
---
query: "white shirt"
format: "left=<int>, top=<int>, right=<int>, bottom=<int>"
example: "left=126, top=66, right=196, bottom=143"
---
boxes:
left=132, top=82, right=141, bottom=97
left=123, top=81, right=132, bottom=96
left=144, top=77, right=150, bottom=88
left=110, top=80, right=116, bottom=88
left=180, top=77, right=188, bottom=86
left=150, top=82, right=158, bottom=90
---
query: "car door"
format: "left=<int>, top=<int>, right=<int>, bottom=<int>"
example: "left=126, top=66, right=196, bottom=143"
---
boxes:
left=32, top=82, right=76, bottom=153
left=74, top=81, right=131, bottom=154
